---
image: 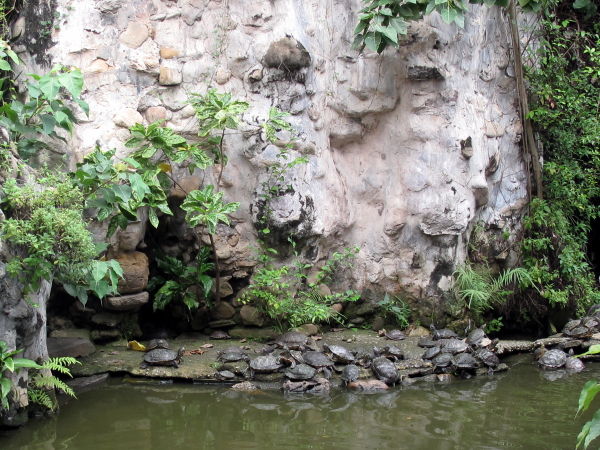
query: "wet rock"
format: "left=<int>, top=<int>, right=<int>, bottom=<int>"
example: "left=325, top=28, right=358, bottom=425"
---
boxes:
left=263, top=37, right=311, bottom=71
left=240, top=305, right=265, bottom=327
left=495, top=340, right=535, bottom=355
left=347, top=379, right=389, bottom=391
left=92, top=312, right=125, bottom=328
left=422, top=374, right=438, bottom=382
left=231, top=381, right=259, bottom=391
left=47, top=338, right=96, bottom=358
left=283, top=379, right=317, bottom=393
left=437, top=374, right=453, bottom=382
left=66, top=373, right=109, bottom=394
left=105, top=292, right=149, bottom=311
left=211, top=302, right=236, bottom=320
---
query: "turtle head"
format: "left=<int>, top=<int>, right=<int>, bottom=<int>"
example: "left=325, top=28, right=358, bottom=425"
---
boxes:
left=178, top=347, right=185, bottom=362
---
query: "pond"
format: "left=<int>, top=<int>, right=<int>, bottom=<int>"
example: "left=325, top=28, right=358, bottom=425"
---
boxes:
left=0, top=354, right=594, bottom=450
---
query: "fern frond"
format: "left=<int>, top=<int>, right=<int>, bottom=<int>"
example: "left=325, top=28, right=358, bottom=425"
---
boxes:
left=39, top=357, right=80, bottom=375
left=32, top=375, right=76, bottom=398
left=28, top=389, right=56, bottom=411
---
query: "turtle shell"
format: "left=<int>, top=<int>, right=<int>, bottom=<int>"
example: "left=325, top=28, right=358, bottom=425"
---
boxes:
left=285, top=364, right=317, bottom=380
left=565, top=357, right=585, bottom=372
left=452, top=353, right=478, bottom=370
left=216, top=370, right=236, bottom=380
left=352, top=347, right=372, bottom=367
left=323, top=344, right=355, bottom=364
left=210, top=331, right=231, bottom=340
left=432, top=353, right=453, bottom=368
left=418, top=338, right=438, bottom=348
left=422, top=346, right=441, bottom=360
left=147, top=339, right=170, bottom=350
left=249, top=355, right=283, bottom=372
left=383, top=345, right=404, bottom=360
left=303, top=351, right=334, bottom=369
left=466, top=328, right=487, bottom=347
left=341, top=364, right=360, bottom=385
left=217, top=347, right=249, bottom=363
left=433, top=328, right=458, bottom=340
left=142, top=348, right=183, bottom=368
left=275, top=331, right=309, bottom=349
left=440, top=339, right=469, bottom=354
left=538, top=349, right=567, bottom=370
left=385, top=330, right=406, bottom=341
left=477, top=349, right=499, bottom=368
left=371, top=356, right=399, bottom=385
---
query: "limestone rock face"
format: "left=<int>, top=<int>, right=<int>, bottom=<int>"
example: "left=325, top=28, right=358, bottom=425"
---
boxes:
left=16, top=0, right=529, bottom=314
left=112, top=252, right=150, bottom=294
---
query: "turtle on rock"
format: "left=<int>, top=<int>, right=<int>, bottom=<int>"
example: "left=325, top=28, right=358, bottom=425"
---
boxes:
left=140, top=347, right=184, bottom=369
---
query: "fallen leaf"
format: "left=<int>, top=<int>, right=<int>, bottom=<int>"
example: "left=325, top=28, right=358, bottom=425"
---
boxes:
left=108, top=351, right=120, bottom=355
left=239, top=339, right=247, bottom=343
left=311, top=335, right=322, bottom=341
left=200, top=343, right=214, bottom=348
left=184, top=349, right=207, bottom=356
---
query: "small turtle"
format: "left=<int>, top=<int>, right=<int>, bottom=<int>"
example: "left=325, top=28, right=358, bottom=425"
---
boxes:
left=418, top=337, right=438, bottom=348
left=432, top=353, right=453, bottom=372
left=303, top=351, right=335, bottom=379
left=210, top=330, right=231, bottom=340
left=275, top=331, right=312, bottom=351
left=371, top=350, right=400, bottom=385
left=341, top=364, right=360, bottom=386
left=565, top=356, right=585, bottom=372
left=352, top=347, right=373, bottom=367
left=538, top=348, right=567, bottom=370
left=385, top=329, right=406, bottom=341
left=430, top=324, right=458, bottom=340
left=382, top=345, right=404, bottom=361
left=452, top=353, right=479, bottom=377
left=466, top=326, right=487, bottom=348
left=422, top=346, right=442, bottom=360
left=440, top=339, right=469, bottom=355
left=477, top=349, right=499, bottom=369
left=217, top=347, right=250, bottom=363
left=285, top=364, right=317, bottom=380
left=323, top=343, right=355, bottom=364
left=533, top=344, right=547, bottom=361
left=249, top=355, right=283, bottom=378
left=140, top=347, right=184, bottom=369
left=147, top=339, right=170, bottom=351
left=215, top=370, right=236, bottom=381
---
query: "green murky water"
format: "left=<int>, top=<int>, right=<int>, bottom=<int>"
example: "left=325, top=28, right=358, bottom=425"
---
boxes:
left=1, top=354, right=595, bottom=450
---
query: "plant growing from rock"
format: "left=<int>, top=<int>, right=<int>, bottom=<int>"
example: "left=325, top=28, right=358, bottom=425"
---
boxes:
left=27, top=356, right=79, bottom=411
left=377, top=293, right=411, bottom=329
left=0, top=341, right=40, bottom=411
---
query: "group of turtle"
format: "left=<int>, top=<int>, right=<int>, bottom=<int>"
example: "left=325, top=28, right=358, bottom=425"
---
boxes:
left=139, top=339, right=185, bottom=369
left=418, top=324, right=500, bottom=376
left=214, top=330, right=409, bottom=392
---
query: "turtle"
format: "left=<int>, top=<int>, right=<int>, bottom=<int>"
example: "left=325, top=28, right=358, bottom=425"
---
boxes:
left=140, top=347, right=184, bottom=369
left=217, top=347, right=250, bottom=363
left=565, top=356, right=585, bottom=372
left=562, top=320, right=594, bottom=339
left=440, top=339, right=469, bottom=355
left=418, top=337, right=438, bottom=348
left=215, top=370, right=236, bottom=381
left=382, top=345, right=404, bottom=361
left=341, top=364, right=360, bottom=386
left=210, top=330, right=231, bottom=340
left=432, top=353, right=454, bottom=372
left=538, top=348, right=568, bottom=370
left=352, top=347, right=373, bottom=367
left=430, top=324, right=458, bottom=340
left=533, top=344, right=547, bottom=361
left=452, top=353, right=479, bottom=378
left=285, top=364, right=317, bottom=380
left=275, top=331, right=312, bottom=351
left=476, top=349, right=499, bottom=369
left=147, top=339, right=170, bottom=351
left=466, top=326, right=487, bottom=348
left=323, top=343, right=355, bottom=364
left=303, top=351, right=335, bottom=379
left=587, top=304, right=600, bottom=318
left=249, top=355, right=284, bottom=378
left=371, top=352, right=400, bottom=385
left=385, top=329, right=406, bottom=341
left=422, top=346, right=442, bottom=360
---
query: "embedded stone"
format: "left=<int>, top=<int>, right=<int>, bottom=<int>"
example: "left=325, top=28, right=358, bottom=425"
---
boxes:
left=473, top=186, right=490, bottom=208
left=146, top=106, right=168, bottom=124
left=104, top=291, right=149, bottom=311
left=407, top=326, right=431, bottom=337
left=407, top=66, right=445, bottom=80
left=248, top=67, right=263, bottom=82
left=118, top=22, right=149, bottom=49
left=263, top=37, right=311, bottom=71
left=113, top=108, right=143, bottom=128
left=182, top=3, right=204, bottom=26
left=91, top=329, right=121, bottom=342
left=86, top=59, right=110, bottom=73
left=485, top=121, right=504, bottom=137
left=66, top=373, right=109, bottom=394
left=215, top=68, right=231, bottom=85
left=112, top=251, right=149, bottom=294
left=49, top=328, right=91, bottom=340
left=159, top=66, right=182, bottom=85
left=170, top=176, right=201, bottom=199
left=160, top=47, right=180, bottom=59
left=300, top=323, right=319, bottom=336
left=211, top=280, right=234, bottom=298
left=91, top=312, right=125, bottom=328
left=209, top=319, right=237, bottom=328
left=240, top=305, right=265, bottom=327
left=371, top=316, right=386, bottom=331
left=97, top=0, right=123, bottom=12
left=210, top=301, right=236, bottom=320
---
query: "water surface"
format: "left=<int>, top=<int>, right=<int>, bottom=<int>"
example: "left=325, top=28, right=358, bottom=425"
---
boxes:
left=1, top=354, right=595, bottom=450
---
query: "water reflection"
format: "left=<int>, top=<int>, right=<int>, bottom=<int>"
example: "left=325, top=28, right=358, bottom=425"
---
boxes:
left=1, top=355, right=598, bottom=450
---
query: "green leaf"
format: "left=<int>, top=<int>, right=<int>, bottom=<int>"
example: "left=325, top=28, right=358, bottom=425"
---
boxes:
left=149, top=207, right=159, bottom=228
left=39, top=74, right=61, bottom=100
left=584, top=409, right=600, bottom=449
left=576, top=380, right=600, bottom=418
left=439, top=6, right=457, bottom=24
left=4, top=357, right=14, bottom=372
left=39, top=114, right=56, bottom=134
left=57, top=69, right=84, bottom=98
left=364, top=32, right=382, bottom=53
left=12, top=358, right=41, bottom=369
left=0, top=59, right=11, bottom=71
left=91, top=261, right=107, bottom=282
left=0, top=377, right=12, bottom=399
left=112, top=184, right=132, bottom=203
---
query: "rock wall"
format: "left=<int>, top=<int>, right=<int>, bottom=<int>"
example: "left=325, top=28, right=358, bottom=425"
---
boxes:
left=12, top=0, right=529, bottom=321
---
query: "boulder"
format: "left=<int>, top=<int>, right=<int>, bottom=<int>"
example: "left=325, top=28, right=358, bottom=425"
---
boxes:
left=210, top=301, right=236, bottom=320
left=91, top=329, right=121, bottom=342
left=209, top=319, right=237, bottom=328
left=240, top=305, right=265, bottom=327
left=118, top=22, right=148, bottom=49
left=146, top=106, right=168, bottom=124
left=47, top=338, right=96, bottom=358
left=49, top=328, right=91, bottom=340
left=263, top=37, right=311, bottom=71
left=66, top=373, right=109, bottom=394
left=104, top=291, right=149, bottom=311
left=112, top=251, right=149, bottom=294
left=113, top=108, right=143, bottom=128
left=299, top=323, right=319, bottom=336
left=91, top=312, right=124, bottom=328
